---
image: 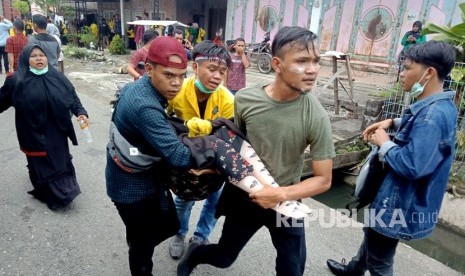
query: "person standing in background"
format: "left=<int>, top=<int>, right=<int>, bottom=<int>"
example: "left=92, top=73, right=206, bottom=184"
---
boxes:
left=226, top=38, right=250, bottom=94
left=400, top=21, right=426, bottom=54
left=127, top=29, right=159, bottom=81
left=188, top=23, right=200, bottom=46
left=28, top=14, right=60, bottom=69
left=24, top=18, right=33, bottom=36
left=46, top=23, right=65, bottom=73
left=99, top=18, right=111, bottom=50
left=173, top=29, right=192, bottom=60
left=0, top=15, right=13, bottom=73
left=6, top=20, right=28, bottom=73
left=165, top=18, right=174, bottom=37
left=397, top=21, right=426, bottom=82
left=134, top=16, right=144, bottom=49
left=127, top=25, right=136, bottom=50
left=110, top=14, right=122, bottom=42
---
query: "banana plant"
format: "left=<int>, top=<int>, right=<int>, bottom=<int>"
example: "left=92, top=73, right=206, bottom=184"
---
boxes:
left=421, top=3, right=465, bottom=82
left=421, top=2, right=465, bottom=63
left=422, top=3, right=465, bottom=183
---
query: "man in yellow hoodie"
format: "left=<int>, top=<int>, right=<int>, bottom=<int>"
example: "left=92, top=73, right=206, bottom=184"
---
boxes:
left=167, top=40, right=233, bottom=260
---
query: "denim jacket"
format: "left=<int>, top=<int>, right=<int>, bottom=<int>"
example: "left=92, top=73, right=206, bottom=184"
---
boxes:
left=371, top=91, right=457, bottom=240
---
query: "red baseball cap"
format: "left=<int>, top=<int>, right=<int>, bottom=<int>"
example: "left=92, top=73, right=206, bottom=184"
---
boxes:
left=147, top=36, right=187, bottom=69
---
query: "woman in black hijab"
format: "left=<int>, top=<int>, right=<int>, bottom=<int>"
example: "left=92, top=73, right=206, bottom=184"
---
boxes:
left=0, top=44, right=89, bottom=210
left=397, top=21, right=426, bottom=81
left=400, top=21, right=426, bottom=52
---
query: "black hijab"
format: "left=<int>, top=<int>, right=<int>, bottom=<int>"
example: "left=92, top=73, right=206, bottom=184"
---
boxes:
left=406, top=21, right=422, bottom=39
left=12, top=44, right=77, bottom=152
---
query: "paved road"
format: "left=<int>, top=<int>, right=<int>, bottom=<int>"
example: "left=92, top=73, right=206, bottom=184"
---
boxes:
left=0, top=63, right=462, bottom=275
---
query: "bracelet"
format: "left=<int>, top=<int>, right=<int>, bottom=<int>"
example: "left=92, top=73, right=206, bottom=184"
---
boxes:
left=390, top=118, right=394, bottom=127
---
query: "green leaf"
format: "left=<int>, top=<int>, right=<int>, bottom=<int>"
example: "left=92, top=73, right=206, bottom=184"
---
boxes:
left=451, top=67, right=465, bottom=82
left=422, top=23, right=452, bottom=36
left=460, top=3, right=465, bottom=21
left=422, top=23, right=465, bottom=44
left=450, top=23, right=465, bottom=35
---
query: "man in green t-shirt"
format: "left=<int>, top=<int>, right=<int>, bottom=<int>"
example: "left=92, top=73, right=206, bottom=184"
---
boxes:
left=177, top=26, right=335, bottom=276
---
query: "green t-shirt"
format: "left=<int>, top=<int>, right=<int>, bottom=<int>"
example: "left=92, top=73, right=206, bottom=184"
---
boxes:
left=234, top=85, right=336, bottom=186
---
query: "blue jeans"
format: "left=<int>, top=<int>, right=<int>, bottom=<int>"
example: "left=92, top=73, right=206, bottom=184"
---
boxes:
left=347, top=227, right=399, bottom=276
left=174, top=185, right=224, bottom=241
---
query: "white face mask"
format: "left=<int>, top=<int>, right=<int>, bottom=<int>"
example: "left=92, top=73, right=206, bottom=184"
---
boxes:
left=409, top=69, right=430, bottom=98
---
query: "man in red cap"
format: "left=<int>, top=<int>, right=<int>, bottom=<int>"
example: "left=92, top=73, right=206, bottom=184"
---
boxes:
left=105, top=36, right=194, bottom=275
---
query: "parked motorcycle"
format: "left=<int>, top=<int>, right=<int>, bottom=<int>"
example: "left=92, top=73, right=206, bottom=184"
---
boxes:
left=245, top=32, right=272, bottom=74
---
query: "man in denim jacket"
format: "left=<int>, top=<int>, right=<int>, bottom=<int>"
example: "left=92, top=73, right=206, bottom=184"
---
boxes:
left=327, top=40, right=457, bottom=275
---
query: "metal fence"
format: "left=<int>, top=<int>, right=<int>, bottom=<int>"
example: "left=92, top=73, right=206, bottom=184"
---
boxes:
left=381, top=61, right=465, bottom=183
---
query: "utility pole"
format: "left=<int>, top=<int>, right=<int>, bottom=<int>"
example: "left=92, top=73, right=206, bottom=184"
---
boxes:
left=120, top=0, right=124, bottom=40
left=97, top=0, right=103, bottom=51
left=153, top=0, right=160, bottom=19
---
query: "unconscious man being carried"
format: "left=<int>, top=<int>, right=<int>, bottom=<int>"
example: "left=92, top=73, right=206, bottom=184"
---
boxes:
left=165, top=116, right=312, bottom=219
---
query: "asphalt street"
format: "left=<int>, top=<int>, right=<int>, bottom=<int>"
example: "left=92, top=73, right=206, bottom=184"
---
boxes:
left=0, top=62, right=462, bottom=276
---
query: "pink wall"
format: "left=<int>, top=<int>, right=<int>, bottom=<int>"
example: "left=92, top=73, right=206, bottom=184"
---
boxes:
left=354, top=1, right=398, bottom=57
left=226, top=0, right=458, bottom=65
left=297, top=3, right=309, bottom=28
left=320, top=6, right=336, bottom=51
left=282, top=0, right=295, bottom=27
left=336, top=0, right=357, bottom=53
left=233, top=4, right=243, bottom=39
left=257, top=0, right=281, bottom=41
left=428, top=5, right=446, bottom=26
left=243, top=0, right=256, bottom=43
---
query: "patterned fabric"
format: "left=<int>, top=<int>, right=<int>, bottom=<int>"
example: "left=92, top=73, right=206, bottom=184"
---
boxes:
left=226, top=54, right=247, bottom=91
left=167, top=127, right=253, bottom=201
left=5, top=34, right=28, bottom=71
left=167, top=169, right=224, bottom=201
left=210, top=131, right=253, bottom=184
left=163, top=119, right=249, bottom=201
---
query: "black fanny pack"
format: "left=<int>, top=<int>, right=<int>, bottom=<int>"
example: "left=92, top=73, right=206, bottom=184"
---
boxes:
left=107, top=121, right=161, bottom=173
